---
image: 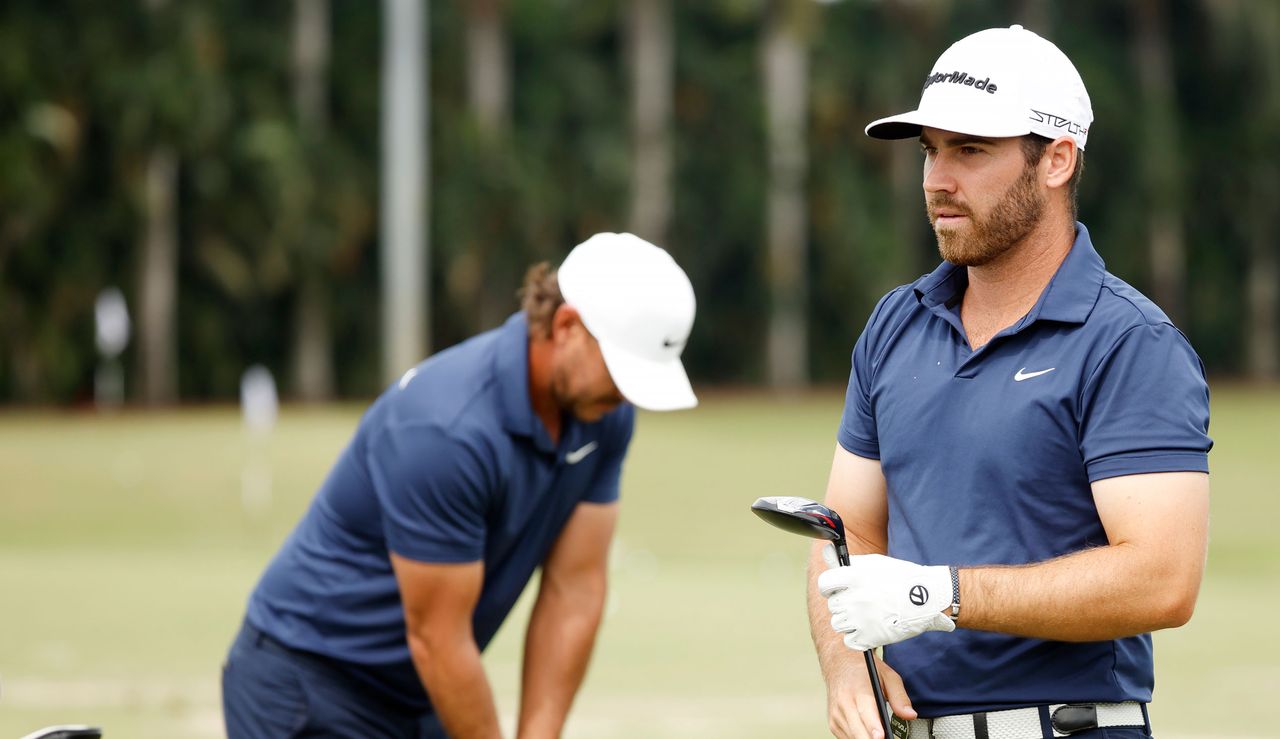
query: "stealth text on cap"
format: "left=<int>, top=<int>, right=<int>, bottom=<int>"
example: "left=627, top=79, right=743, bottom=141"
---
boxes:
left=923, top=70, right=998, bottom=94
left=1029, top=109, right=1088, bottom=138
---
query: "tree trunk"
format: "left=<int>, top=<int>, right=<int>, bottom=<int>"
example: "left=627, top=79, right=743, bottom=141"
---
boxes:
left=293, top=0, right=330, bottom=130
left=291, top=0, right=335, bottom=401
left=763, top=0, right=812, bottom=389
left=884, top=1, right=944, bottom=276
left=626, top=0, right=673, bottom=247
left=1133, top=0, right=1186, bottom=323
left=138, top=146, right=179, bottom=405
left=1200, top=0, right=1280, bottom=379
left=463, top=0, right=511, bottom=331
left=293, top=271, right=334, bottom=399
left=1246, top=4, right=1280, bottom=381
left=465, top=0, right=509, bottom=137
left=1247, top=166, right=1279, bottom=380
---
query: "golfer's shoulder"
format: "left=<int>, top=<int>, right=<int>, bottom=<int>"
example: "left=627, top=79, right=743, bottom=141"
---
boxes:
left=1095, top=272, right=1173, bottom=330
left=368, top=401, right=505, bottom=465
left=857, top=282, right=925, bottom=347
left=366, top=344, right=508, bottom=453
left=389, top=378, right=499, bottom=435
left=1084, top=272, right=1201, bottom=371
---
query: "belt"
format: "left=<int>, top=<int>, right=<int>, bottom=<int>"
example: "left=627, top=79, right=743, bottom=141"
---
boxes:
left=242, top=622, right=313, bottom=662
left=237, top=621, right=431, bottom=717
left=893, top=702, right=1147, bottom=739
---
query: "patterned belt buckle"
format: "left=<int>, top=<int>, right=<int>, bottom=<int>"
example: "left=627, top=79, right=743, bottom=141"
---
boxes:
left=889, top=713, right=911, bottom=739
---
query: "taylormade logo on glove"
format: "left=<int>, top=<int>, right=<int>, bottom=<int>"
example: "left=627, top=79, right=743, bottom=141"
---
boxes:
left=817, top=543, right=955, bottom=651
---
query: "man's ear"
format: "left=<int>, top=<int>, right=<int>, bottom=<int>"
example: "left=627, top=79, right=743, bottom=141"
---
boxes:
left=1045, top=136, right=1077, bottom=190
left=549, top=304, right=582, bottom=345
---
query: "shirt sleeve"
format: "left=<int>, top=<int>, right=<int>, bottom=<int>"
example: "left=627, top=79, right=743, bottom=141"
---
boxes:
left=366, top=423, right=498, bottom=563
left=1079, top=322, right=1213, bottom=482
left=837, top=296, right=893, bottom=460
left=580, top=404, right=635, bottom=505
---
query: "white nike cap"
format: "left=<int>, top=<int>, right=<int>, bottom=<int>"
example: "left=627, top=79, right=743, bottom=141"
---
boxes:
left=557, top=232, right=697, bottom=411
left=866, top=25, right=1093, bottom=150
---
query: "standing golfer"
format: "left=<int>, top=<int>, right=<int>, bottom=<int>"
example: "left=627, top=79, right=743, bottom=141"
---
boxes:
left=808, top=26, right=1211, bottom=739
left=223, top=233, right=697, bottom=738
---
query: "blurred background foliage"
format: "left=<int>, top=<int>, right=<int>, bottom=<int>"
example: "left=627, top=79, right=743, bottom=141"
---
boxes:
left=1, top=0, right=1276, bottom=404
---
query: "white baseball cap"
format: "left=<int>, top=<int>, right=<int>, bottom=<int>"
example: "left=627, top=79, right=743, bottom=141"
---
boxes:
left=866, top=25, right=1093, bottom=150
left=557, top=232, right=697, bottom=411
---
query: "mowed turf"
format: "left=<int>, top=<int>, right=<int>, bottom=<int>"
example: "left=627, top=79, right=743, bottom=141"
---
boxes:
left=0, top=387, right=1276, bottom=738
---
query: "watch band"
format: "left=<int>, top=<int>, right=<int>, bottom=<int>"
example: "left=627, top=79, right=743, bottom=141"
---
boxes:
left=948, top=566, right=961, bottom=622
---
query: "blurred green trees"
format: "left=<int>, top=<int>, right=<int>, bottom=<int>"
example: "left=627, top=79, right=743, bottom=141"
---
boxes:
left=0, top=0, right=1274, bottom=403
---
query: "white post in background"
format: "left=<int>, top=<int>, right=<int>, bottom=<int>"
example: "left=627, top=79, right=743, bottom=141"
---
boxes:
left=95, top=287, right=131, bottom=410
left=381, top=0, right=429, bottom=383
left=240, top=365, right=279, bottom=519
left=763, top=0, right=812, bottom=390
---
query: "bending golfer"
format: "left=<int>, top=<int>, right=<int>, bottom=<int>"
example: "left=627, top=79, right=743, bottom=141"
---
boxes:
left=223, top=233, right=698, bottom=738
left=809, top=26, right=1211, bottom=739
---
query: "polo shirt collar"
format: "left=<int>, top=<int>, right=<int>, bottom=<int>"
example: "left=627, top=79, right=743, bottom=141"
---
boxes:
left=1031, top=222, right=1105, bottom=325
left=913, top=222, right=1105, bottom=326
left=493, top=313, right=558, bottom=453
left=914, top=261, right=967, bottom=311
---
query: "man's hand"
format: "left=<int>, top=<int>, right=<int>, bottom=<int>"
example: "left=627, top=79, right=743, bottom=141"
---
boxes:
left=818, top=545, right=954, bottom=651
left=825, top=652, right=916, bottom=739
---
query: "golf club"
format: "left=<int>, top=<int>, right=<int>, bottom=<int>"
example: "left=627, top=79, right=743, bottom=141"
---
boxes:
left=19, top=727, right=102, bottom=739
left=751, top=495, right=893, bottom=736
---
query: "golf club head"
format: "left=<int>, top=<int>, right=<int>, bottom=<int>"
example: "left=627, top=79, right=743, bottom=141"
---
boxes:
left=19, top=727, right=103, bottom=739
left=749, top=497, right=880, bottom=730
left=751, top=496, right=849, bottom=565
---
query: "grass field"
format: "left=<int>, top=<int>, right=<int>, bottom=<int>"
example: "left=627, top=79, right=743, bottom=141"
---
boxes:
left=1, top=386, right=1277, bottom=738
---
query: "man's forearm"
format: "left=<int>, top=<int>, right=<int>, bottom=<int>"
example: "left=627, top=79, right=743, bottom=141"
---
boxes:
left=960, top=473, right=1209, bottom=641
left=408, top=630, right=504, bottom=739
left=517, top=574, right=606, bottom=738
left=809, top=528, right=894, bottom=686
left=808, top=543, right=868, bottom=681
left=960, top=541, right=1202, bottom=641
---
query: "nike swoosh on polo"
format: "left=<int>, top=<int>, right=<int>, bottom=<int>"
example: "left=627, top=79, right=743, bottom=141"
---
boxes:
left=565, top=441, right=599, bottom=465
left=1013, top=367, right=1056, bottom=382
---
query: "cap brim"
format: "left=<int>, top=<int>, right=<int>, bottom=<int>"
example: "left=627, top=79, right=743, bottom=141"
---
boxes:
left=597, top=340, right=697, bottom=412
left=865, top=108, right=1032, bottom=141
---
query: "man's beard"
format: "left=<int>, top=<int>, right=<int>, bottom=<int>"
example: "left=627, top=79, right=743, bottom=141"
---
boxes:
left=551, top=366, right=619, bottom=422
left=927, top=164, right=1044, bottom=267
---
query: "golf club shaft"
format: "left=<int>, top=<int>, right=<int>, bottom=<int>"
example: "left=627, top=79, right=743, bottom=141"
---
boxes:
left=863, top=650, right=892, bottom=734
left=835, top=547, right=893, bottom=735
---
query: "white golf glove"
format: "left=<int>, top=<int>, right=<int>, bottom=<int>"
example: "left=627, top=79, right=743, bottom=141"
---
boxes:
left=817, top=543, right=955, bottom=651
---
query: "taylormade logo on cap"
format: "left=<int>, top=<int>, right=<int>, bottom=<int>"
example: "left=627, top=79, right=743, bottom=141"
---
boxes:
left=923, top=70, right=998, bottom=94
left=557, top=233, right=698, bottom=412
left=866, top=25, right=1093, bottom=150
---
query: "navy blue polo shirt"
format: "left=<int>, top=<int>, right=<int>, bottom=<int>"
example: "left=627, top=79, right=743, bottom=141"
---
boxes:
left=246, top=313, right=634, bottom=710
left=837, top=224, right=1211, bottom=717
